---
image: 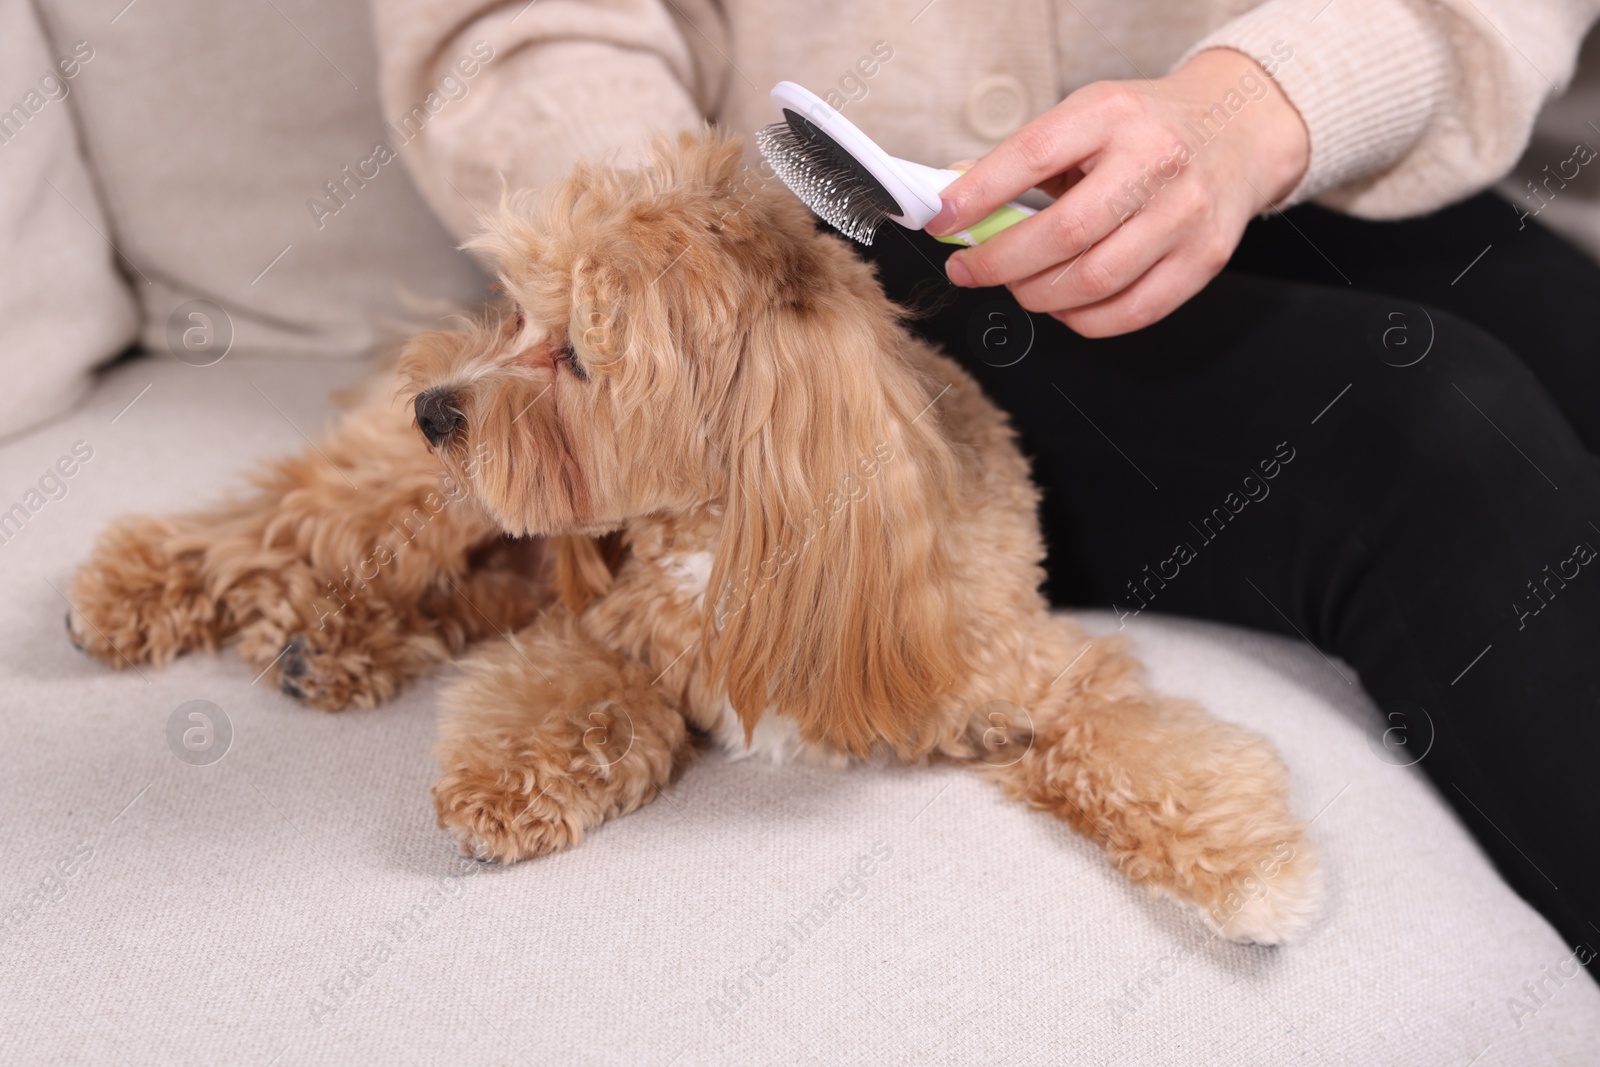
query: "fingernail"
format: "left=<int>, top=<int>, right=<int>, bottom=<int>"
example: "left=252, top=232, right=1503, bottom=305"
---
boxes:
left=928, top=200, right=957, bottom=236
left=946, top=255, right=973, bottom=287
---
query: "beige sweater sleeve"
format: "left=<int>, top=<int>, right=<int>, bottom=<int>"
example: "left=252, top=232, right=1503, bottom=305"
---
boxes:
left=1183, top=0, right=1600, bottom=217
left=370, top=0, right=728, bottom=241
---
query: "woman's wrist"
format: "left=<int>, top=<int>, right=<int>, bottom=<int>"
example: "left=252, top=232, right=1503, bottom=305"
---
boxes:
left=1162, top=47, right=1310, bottom=207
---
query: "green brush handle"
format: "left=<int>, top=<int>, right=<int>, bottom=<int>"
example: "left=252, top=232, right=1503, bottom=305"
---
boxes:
left=917, top=166, right=1037, bottom=247
left=932, top=202, right=1037, bottom=247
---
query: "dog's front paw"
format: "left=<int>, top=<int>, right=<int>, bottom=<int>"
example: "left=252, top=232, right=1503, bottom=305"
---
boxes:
left=430, top=696, right=658, bottom=863
left=272, top=635, right=375, bottom=712
left=67, top=517, right=220, bottom=668
left=1101, top=705, right=1326, bottom=945
left=251, top=633, right=394, bottom=712
left=1140, top=758, right=1326, bottom=945
left=238, top=610, right=451, bottom=711
left=431, top=737, right=610, bottom=863
left=1183, top=836, right=1324, bottom=946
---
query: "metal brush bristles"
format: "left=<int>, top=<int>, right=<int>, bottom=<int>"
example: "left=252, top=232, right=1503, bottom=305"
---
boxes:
left=756, top=120, right=894, bottom=245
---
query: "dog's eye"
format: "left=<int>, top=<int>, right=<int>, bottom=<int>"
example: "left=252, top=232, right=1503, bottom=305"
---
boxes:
left=512, top=309, right=526, bottom=334
left=557, top=345, right=588, bottom=381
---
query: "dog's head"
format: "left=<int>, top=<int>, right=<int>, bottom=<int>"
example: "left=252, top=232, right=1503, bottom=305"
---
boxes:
left=400, top=130, right=968, bottom=754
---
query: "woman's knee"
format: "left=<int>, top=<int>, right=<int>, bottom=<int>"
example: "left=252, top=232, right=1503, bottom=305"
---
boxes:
left=1333, top=306, right=1583, bottom=511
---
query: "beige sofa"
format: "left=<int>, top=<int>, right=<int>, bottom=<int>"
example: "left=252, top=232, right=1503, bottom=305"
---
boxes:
left=2, top=1, right=1597, bottom=1063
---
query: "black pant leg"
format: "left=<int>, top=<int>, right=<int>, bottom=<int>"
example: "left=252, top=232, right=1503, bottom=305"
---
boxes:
left=1230, top=193, right=1600, bottom=453
left=857, top=224, right=1600, bottom=962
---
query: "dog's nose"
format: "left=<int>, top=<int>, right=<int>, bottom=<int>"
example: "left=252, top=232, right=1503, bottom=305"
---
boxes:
left=414, top=388, right=465, bottom=447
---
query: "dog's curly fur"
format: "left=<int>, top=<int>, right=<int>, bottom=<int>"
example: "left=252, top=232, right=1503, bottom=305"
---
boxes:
left=69, top=132, right=1322, bottom=943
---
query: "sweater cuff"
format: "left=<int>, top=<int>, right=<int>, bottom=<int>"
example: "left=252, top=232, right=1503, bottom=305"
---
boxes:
left=1177, top=0, right=1453, bottom=206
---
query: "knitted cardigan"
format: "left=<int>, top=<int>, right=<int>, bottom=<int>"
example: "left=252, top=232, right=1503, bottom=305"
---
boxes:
left=369, top=0, right=1600, bottom=242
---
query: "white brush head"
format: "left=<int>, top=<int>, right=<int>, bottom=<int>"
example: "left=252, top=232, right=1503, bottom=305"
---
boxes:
left=755, top=81, right=946, bottom=244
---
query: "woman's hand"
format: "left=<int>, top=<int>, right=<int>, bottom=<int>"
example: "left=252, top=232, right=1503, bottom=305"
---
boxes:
left=930, top=49, right=1309, bottom=337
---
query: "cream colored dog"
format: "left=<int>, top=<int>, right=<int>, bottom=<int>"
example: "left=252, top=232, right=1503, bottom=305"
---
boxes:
left=69, top=132, right=1322, bottom=944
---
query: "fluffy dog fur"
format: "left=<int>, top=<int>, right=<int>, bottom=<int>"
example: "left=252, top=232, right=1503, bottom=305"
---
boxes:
left=69, top=132, right=1322, bottom=943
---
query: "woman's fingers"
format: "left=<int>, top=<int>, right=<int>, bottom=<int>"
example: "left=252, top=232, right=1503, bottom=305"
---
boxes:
left=1006, top=203, right=1186, bottom=315
left=945, top=165, right=1136, bottom=288
left=1035, top=167, right=1086, bottom=199
left=929, top=95, right=1109, bottom=236
left=1050, top=235, right=1237, bottom=338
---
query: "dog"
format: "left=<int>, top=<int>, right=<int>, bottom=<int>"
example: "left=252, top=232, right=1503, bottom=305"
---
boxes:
left=68, top=131, right=1322, bottom=944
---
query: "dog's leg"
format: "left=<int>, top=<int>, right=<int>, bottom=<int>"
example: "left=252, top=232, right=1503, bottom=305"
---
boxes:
left=256, top=557, right=542, bottom=711
left=431, top=614, right=691, bottom=862
left=68, top=388, right=544, bottom=708
left=976, top=622, right=1323, bottom=944
left=67, top=512, right=240, bottom=669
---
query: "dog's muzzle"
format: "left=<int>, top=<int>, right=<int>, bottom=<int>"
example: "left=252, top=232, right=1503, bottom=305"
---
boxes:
left=414, top=388, right=466, bottom=448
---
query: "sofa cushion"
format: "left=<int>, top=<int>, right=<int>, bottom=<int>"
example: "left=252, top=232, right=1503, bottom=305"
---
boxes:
left=1, top=353, right=1596, bottom=1064
left=34, top=0, right=488, bottom=362
left=0, top=3, right=138, bottom=442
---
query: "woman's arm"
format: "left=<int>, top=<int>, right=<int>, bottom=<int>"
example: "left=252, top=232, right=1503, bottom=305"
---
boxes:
left=370, top=0, right=728, bottom=240
left=1181, top=0, right=1600, bottom=216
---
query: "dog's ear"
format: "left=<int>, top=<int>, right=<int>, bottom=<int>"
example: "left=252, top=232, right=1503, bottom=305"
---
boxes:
left=702, top=248, right=968, bottom=756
